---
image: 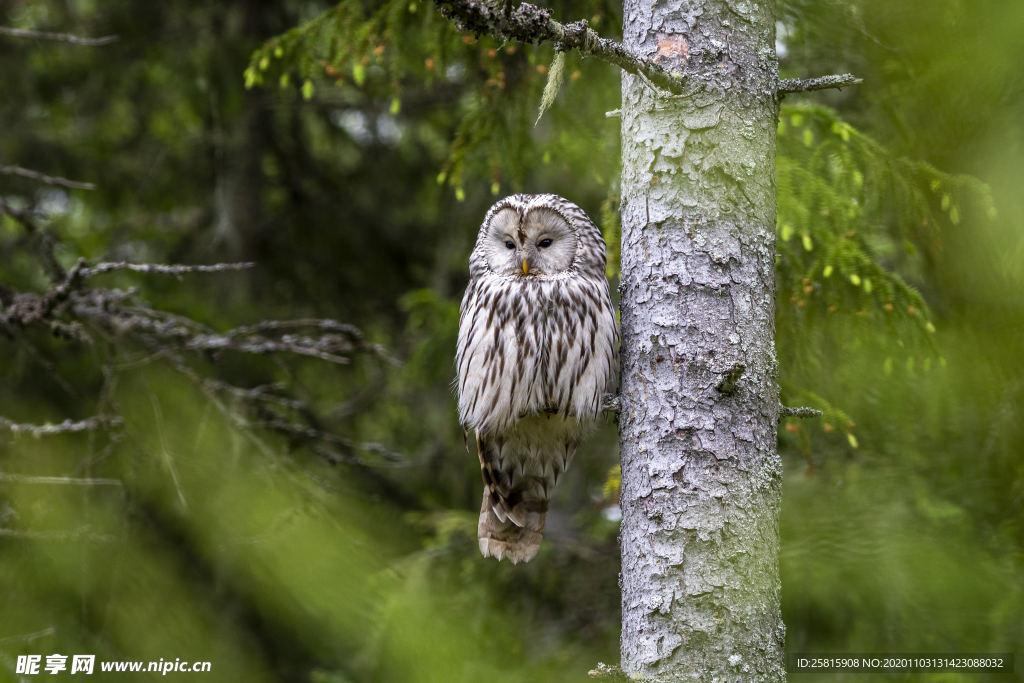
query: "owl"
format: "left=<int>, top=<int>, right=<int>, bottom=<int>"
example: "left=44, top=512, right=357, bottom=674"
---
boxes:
left=457, top=194, right=619, bottom=563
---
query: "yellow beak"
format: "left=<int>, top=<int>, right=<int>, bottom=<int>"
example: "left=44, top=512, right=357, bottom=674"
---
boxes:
left=522, top=260, right=529, bottom=275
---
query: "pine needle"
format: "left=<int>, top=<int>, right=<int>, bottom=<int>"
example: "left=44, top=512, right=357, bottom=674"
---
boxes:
left=535, top=52, right=566, bottom=126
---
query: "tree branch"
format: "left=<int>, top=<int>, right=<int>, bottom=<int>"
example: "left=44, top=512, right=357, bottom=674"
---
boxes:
left=0, top=26, right=118, bottom=46
left=433, top=0, right=687, bottom=95
left=80, top=261, right=256, bottom=278
left=0, top=164, right=95, bottom=190
left=779, top=405, right=823, bottom=419
left=432, top=0, right=862, bottom=98
left=778, top=73, right=862, bottom=94
left=0, top=414, right=124, bottom=435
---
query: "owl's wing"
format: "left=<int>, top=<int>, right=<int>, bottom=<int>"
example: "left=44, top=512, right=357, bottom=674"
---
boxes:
left=541, top=278, right=620, bottom=420
left=457, top=278, right=542, bottom=434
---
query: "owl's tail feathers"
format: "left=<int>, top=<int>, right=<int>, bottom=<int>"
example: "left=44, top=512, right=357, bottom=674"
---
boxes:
left=477, top=493, right=548, bottom=564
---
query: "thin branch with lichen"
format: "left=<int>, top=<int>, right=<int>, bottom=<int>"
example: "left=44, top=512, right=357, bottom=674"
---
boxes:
left=0, top=164, right=96, bottom=190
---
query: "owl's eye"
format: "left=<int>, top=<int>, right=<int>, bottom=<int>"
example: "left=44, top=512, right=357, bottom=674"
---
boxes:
left=537, top=239, right=553, bottom=248
left=504, top=241, right=516, bottom=250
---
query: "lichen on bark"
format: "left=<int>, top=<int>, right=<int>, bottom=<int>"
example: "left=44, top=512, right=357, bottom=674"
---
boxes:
left=616, top=1, right=785, bottom=681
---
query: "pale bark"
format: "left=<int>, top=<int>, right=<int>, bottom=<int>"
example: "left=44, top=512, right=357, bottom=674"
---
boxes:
left=616, top=1, right=784, bottom=681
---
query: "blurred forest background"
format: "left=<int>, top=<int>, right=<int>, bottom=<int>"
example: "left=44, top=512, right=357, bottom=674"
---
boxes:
left=0, top=0, right=1022, bottom=681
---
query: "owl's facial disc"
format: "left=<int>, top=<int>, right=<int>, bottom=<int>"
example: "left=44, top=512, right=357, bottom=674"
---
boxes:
left=483, top=207, right=577, bottom=276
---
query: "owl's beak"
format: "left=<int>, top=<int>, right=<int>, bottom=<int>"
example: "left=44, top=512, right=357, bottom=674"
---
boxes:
left=522, top=260, right=529, bottom=275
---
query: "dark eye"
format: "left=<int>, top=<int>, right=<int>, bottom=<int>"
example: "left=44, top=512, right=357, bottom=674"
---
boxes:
left=538, top=238, right=553, bottom=248
left=505, top=241, right=516, bottom=250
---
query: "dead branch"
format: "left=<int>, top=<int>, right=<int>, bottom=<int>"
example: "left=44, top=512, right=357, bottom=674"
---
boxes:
left=778, top=74, right=862, bottom=94
left=80, top=261, right=256, bottom=278
left=779, top=405, right=823, bottom=419
left=0, top=164, right=95, bottom=189
left=0, top=415, right=124, bottom=435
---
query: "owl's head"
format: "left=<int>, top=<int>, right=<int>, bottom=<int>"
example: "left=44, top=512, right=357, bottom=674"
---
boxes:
left=472, top=194, right=606, bottom=279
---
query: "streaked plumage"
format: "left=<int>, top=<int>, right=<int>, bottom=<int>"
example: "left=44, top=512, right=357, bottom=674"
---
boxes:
left=457, top=194, right=619, bottom=563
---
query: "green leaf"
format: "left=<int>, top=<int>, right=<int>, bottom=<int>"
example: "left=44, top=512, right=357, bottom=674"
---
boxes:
left=801, top=233, right=813, bottom=251
left=390, top=98, right=401, bottom=115
left=301, top=79, right=314, bottom=101
left=353, top=64, right=366, bottom=86
left=823, top=265, right=833, bottom=278
left=850, top=274, right=862, bottom=286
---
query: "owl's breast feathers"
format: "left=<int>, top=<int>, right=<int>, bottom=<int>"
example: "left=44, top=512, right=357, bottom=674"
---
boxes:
left=456, top=273, right=618, bottom=436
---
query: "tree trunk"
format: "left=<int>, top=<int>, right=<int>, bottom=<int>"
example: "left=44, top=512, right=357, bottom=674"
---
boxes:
left=616, top=1, right=785, bottom=681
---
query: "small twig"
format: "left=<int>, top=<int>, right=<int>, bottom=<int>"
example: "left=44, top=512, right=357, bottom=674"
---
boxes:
left=0, top=26, right=118, bottom=46
left=601, top=394, right=620, bottom=412
left=0, top=164, right=95, bottom=189
left=80, top=261, right=256, bottom=278
left=778, top=73, right=862, bottom=94
left=779, top=405, right=823, bottom=419
left=0, top=472, right=122, bottom=486
left=0, top=415, right=124, bottom=435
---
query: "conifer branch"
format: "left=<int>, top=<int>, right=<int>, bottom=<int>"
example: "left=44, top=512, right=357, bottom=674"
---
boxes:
left=432, top=0, right=688, bottom=95
left=778, top=74, right=862, bottom=94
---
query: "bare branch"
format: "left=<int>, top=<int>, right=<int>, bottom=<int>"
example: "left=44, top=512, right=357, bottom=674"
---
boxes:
left=778, top=73, right=862, bottom=94
left=0, top=26, right=118, bottom=46
left=81, top=261, right=256, bottom=278
left=0, top=414, right=124, bottom=435
left=779, top=405, right=823, bottom=419
left=433, top=0, right=687, bottom=95
left=0, top=164, right=95, bottom=189
left=601, top=393, right=620, bottom=412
